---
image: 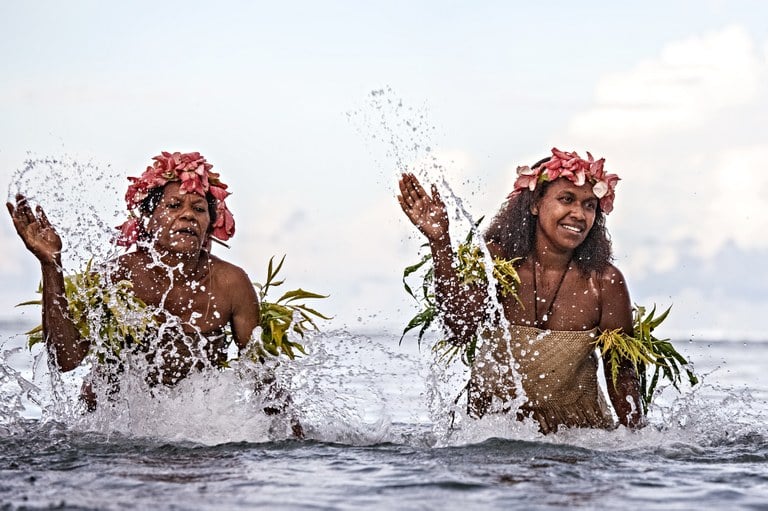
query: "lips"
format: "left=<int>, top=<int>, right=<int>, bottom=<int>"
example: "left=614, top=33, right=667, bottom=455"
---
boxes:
left=173, top=227, right=199, bottom=238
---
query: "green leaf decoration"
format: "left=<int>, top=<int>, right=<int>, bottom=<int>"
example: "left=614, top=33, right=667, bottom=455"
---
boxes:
left=400, top=219, right=521, bottom=366
left=247, top=255, right=330, bottom=362
left=596, top=304, right=698, bottom=414
left=18, top=255, right=328, bottom=369
left=17, top=258, right=153, bottom=362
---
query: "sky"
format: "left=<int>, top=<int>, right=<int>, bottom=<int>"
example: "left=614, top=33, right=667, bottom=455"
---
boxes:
left=1, top=0, right=767, bottom=341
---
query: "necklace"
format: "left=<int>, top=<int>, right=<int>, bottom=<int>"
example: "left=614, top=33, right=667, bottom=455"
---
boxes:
left=532, top=258, right=571, bottom=328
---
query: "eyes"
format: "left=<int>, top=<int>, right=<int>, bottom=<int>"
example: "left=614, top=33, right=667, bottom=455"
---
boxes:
left=557, top=194, right=598, bottom=212
left=165, top=200, right=208, bottom=214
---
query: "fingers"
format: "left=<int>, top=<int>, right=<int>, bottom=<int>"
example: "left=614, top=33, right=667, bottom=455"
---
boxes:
left=13, top=194, right=36, bottom=225
left=7, top=194, right=55, bottom=236
left=399, top=172, right=435, bottom=208
left=36, top=205, right=52, bottom=230
left=406, top=173, right=427, bottom=199
left=396, top=193, right=411, bottom=216
left=431, top=184, right=442, bottom=204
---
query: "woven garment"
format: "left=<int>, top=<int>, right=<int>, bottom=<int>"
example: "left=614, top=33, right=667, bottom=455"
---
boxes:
left=468, top=325, right=614, bottom=434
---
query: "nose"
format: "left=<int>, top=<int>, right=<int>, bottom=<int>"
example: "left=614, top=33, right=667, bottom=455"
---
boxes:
left=178, top=203, right=198, bottom=222
left=569, top=203, right=586, bottom=220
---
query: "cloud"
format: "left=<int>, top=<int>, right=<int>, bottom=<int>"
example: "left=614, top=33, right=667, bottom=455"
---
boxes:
left=569, top=25, right=764, bottom=140
left=551, top=25, right=768, bottom=338
left=232, top=193, right=420, bottom=331
left=560, top=25, right=768, bottom=260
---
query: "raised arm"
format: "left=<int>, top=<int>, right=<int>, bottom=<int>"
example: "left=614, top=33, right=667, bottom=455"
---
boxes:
left=598, top=265, right=644, bottom=428
left=6, top=195, right=88, bottom=371
left=397, top=173, right=488, bottom=340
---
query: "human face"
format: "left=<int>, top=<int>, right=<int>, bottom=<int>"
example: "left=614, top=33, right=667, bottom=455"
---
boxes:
left=532, top=178, right=598, bottom=255
left=146, top=182, right=211, bottom=255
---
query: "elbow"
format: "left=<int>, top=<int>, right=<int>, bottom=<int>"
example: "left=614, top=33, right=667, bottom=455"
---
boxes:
left=50, top=353, right=80, bottom=372
left=47, top=339, right=88, bottom=372
left=53, top=349, right=83, bottom=372
left=57, top=360, right=79, bottom=373
left=443, top=315, right=480, bottom=344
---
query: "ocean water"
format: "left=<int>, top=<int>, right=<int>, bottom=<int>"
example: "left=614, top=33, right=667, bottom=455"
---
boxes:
left=1, top=327, right=767, bottom=511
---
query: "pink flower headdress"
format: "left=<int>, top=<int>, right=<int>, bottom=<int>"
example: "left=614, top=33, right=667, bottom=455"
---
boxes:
left=115, top=151, right=235, bottom=247
left=510, top=148, right=620, bottom=214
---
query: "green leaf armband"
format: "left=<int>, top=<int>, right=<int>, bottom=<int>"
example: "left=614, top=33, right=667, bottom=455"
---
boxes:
left=18, top=259, right=153, bottom=363
left=401, top=219, right=522, bottom=366
left=596, top=304, right=699, bottom=414
left=248, top=255, right=330, bottom=361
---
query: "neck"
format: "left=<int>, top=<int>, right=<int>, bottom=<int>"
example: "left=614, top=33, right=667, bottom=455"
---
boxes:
left=532, top=239, right=572, bottom=271
left=147, top=246, right=208, bottom=278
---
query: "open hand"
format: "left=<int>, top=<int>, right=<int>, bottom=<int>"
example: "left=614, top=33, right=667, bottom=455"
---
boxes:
left=397, top=173, right=450, bottom=243
left=7, top=194, right=62, bottom=265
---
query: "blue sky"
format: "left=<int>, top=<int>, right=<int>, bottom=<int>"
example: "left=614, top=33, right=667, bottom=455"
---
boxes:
left=2, top=1, right=767, bottom=340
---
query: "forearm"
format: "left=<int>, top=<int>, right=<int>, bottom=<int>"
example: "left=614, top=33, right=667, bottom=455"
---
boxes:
left=430, top=236, right=487, bottom=341
left=606, top=358, right=644, bottom=428
left=40, top=258, right=88, bottom=371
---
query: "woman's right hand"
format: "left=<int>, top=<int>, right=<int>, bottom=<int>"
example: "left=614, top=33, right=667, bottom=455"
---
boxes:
left=6, top=194, right=63, bottom=265
left=397, top=173, right=450, bottom=243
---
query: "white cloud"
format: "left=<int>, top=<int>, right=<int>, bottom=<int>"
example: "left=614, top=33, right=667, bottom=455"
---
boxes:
left=569, top=25, right=764, bottom=140
left=552, top=26, right=768, bottom=338
left=708, top=145, right=768, bottom=251
left=764, top=39, right=768, bottom=64
left=642, top=287, right=768, bottom=342
left=233, top=194, right=420, bottom=331
left=560, top=26, right=768, bottom=264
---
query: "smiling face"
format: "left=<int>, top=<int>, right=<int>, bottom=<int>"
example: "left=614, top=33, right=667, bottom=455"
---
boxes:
left=145, top=182, right=212, bottom=255
left=532, top=178, right=599, bottom=256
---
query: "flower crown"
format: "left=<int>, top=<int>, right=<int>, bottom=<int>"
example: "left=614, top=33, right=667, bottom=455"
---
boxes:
left=510, top=148, right=620, bottom=214
left=115, top=151, right=235, bottom=247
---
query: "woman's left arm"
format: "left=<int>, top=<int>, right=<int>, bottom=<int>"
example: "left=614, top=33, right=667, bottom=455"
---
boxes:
left=226, top=265, right=261, bottom=351
left=598, top=265, right=644, bottom=428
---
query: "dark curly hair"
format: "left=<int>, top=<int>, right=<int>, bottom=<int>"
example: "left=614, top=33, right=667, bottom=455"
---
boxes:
left=484, top=157, right=613, bottom=274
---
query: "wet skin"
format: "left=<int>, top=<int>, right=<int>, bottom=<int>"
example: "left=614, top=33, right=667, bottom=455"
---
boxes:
left=397, top=173, right=642, bottom=429
left=7, top=183, right=260, bottom=381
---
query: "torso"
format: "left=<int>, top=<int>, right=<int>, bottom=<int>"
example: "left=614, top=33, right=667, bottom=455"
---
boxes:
left=468, top=325, right=614, bottom=433
left=110, top=250, right=246, bottom=384
left=470, top=245, right=625, bottom=432
left=499, top=256, right=603, bottom=331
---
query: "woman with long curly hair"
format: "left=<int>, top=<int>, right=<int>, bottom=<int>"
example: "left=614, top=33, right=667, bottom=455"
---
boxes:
left=398, top=148, right=642, bottom=434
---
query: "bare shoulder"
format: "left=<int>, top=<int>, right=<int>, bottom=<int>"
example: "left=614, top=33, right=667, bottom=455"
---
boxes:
left=598, top=263, right=629, bottom=292
left=486, top=240, right=506, bottom=259
left=112, top=252, right=145, bottom=280
left=596, top=263, right=632, bottom=331
left=209, top=255, right=255, bottom=288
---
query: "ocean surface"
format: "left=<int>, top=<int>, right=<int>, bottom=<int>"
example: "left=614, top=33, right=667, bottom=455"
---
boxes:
left=1, top=327, right=767, bottom=510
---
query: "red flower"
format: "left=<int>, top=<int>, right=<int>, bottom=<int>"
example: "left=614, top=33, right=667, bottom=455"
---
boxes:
left=116, top=151, right=236, bottom=246
left=115, top=217, right=141, bottom=247
left=510, top=147, right=621, bottom=214
left=212, top=202, right=235, bottom=240
left=511, top=166, right=538, bottom=194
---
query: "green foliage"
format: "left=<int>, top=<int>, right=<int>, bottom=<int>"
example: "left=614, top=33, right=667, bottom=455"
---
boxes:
left=401, top=220, right=521, bottom=366
left=597, top=304, right=698, bottom=414
left=20, top=256, right=329, bottom=366
left=250, top=255, right=330, bottom=361
left=18, top=259, right=152, bottom=361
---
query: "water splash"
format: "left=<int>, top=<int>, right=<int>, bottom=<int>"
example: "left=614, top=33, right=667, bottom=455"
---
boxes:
left=1, top=111, right=765, bottom=454
left=7, top=155, right=125, bottom=273
left=350, top=87, right=528, bottom=431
